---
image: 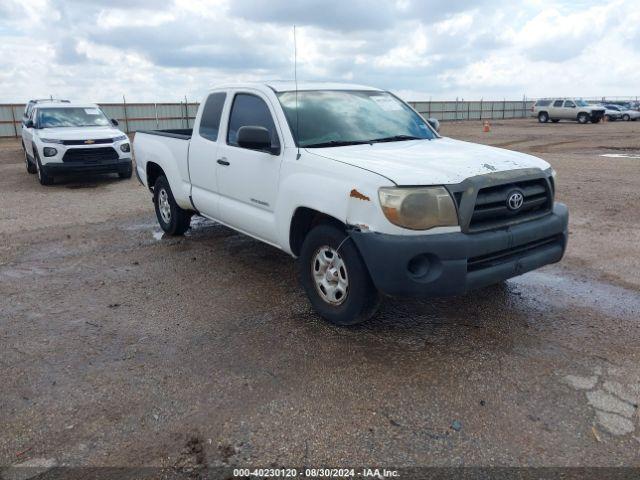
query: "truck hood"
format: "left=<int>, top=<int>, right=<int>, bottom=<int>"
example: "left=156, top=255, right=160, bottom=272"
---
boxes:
left=35, top=126, right=125, bottom=140
left=307, top=137, right=550, bottom=185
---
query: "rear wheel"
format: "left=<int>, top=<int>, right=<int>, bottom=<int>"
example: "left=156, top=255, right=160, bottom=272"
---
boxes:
left=623, top=114, right=630, bottom=121
left=35, top=151, right=54, bottom=185
left=577, top=113, right=589, bottom=124
left=538, top=112, right=549, bottom=123
left=298, top=223, right=380, bottom=326
left=23, top=143, right=37, bottom=174
left=153, top=175, right=192, bottom=235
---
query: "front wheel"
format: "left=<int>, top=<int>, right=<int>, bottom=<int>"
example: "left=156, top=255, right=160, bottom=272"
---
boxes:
left=577, top=113, right=589, bottom=124
left=538, top=112, right=549, bottom=123
left=118, top=164, right=133, bottom=179
left=153, top=176, right=192, bottom=235
left=35, top=151, right=54, bottom=185
left=623, top=114, right=630, bottom=121
left=298, top=224, right=380, bottom=326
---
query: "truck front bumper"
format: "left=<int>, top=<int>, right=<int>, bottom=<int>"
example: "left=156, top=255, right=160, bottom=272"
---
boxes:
left=350, top=203, right=568, bottom=297
left=42, top=158, right=132, bottom=176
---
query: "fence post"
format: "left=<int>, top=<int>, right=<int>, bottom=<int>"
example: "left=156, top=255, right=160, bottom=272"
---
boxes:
left=502, top=98, right=506, bottom=120
left=479, top=98, right=483, bottom=121
left=491, top=100, right=494, bottom=119
left=10, top=104, right=18, bottom=137
left=467, top=101, right=470, bottom=121
left=122, top=95, right=129, bottom=133
left=184, top=95, right=189, bottom=128
left=455, top=97, right=458, bottom=121
left=428, top=97, right=431, bottom=118
left=154, top=103, right=159, bottom=128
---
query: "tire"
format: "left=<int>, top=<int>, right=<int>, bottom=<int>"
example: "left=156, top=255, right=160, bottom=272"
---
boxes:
left=298, top=223, right=380, bottom=326
left=153, top=175, right=191, bottom=235
left=623, top=114, right=630, bottom=121
left=551, top=119, right=560, bottom=123
left=23, top=142, right=37, bottom=174
left=34, top=151, right=54, bottom=185
left=118, top=164, right=133, bottom=179
left=577, top=113, right=589, bottom=124
left=537, top=112, right=549, bottom=123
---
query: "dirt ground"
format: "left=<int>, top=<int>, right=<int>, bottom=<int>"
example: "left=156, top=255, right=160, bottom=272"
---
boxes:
left=1, top=119, right=639, bottom=471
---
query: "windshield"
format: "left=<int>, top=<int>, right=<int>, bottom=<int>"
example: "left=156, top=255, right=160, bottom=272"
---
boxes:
left=575, top=100, right=589, bottom=107
left=37, top=107, right=111, bottom=128
left=277, top=90, right=436, bottom=147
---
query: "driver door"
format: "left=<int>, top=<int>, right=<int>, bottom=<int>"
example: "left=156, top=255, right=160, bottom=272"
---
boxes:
left=214, top=91, right=284, bottom=244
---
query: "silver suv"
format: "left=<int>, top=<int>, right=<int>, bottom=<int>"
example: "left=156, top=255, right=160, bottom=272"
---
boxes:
left=532, top=99, right=605, bottom=124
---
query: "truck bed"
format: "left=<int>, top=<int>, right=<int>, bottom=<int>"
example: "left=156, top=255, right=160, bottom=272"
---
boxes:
left=136, top=128, right=192, bottom=140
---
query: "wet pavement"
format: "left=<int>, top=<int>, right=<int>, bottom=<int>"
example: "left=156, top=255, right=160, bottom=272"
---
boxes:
left=1, top=120, right=639, bottom=469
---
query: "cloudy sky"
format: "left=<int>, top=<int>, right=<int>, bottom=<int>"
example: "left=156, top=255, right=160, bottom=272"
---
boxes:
left=1, top=0, right=639, bottom=103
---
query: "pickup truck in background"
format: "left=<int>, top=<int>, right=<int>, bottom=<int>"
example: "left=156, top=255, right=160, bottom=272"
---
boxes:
left=134, top=82, right=568, bottom=326
left=21, top=100, right=132, bottom=185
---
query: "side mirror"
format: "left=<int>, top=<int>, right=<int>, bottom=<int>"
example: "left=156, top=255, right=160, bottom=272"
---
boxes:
left=427, top=117, right=440, bottom=133
left=25, top=119, right=34, bottom=129
left=111, top=118, right=119, bottom=126
left=237, top=126, right=279, bottom=154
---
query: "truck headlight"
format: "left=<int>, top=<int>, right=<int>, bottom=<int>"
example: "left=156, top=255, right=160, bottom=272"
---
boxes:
left=120, top=143, right=130, bottom=152
left=43, top=147, right=58, bottom=157
left=378, top=186, right=458, bottom=230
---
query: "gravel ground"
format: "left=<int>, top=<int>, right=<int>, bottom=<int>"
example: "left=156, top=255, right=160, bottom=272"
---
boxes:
left=1, top=119, right=639, bottom=470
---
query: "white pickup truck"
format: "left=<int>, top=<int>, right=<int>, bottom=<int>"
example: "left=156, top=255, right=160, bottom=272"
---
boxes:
left=134, top=82, right=568, bottom=325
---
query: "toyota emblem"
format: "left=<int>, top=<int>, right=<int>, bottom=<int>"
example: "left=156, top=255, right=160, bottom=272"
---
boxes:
left=506, top=190, right=524, bottom=211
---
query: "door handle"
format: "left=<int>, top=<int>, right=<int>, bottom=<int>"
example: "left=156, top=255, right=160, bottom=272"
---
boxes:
left=217, top=158, right=230, bottom=166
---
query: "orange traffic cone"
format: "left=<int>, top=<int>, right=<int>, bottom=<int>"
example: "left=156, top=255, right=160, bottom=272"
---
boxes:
left=483, top=120, right=491, bottom=133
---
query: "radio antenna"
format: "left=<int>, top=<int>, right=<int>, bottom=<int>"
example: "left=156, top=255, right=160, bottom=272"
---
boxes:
left=294, top=25, right=301, bottom=160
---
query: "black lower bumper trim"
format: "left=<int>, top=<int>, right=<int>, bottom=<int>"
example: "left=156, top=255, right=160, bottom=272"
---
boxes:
left=350, top=203, right=568, bottom=297
left=42, top=159, right=132, bottom=175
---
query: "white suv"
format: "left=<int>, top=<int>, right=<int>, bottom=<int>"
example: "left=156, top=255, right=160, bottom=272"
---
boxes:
left=21, top=101, right=132, bottom=185
left=532, top=98, right=605, bottom=124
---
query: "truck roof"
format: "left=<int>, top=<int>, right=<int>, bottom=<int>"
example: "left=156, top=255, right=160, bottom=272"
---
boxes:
left=209, top=81, right=383, bottom=93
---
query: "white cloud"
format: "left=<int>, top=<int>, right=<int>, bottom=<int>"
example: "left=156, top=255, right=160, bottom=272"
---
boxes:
left=0, top=0, right=638, bottom=102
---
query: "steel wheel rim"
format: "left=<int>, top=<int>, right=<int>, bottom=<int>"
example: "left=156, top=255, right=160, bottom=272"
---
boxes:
left=158, top=188, right=171, bottom=224
left=311, top=245, right=349, bottom=306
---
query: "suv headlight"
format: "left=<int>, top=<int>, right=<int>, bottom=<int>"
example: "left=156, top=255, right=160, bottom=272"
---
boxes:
left=40, top=138, right=64, bottom=144
left=378, top=186, right=458, bottom=230
left=113, top=134, right=127, bottom=142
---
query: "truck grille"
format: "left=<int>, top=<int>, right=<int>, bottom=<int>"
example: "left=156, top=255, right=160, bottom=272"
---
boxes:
left=62, top=147, right=119, bottom=163
left=62, top=138, right=113, bottom=145
left=469, top=178, right=552, bottom=231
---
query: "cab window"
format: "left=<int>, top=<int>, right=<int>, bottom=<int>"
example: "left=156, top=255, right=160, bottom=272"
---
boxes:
left=553, top=100, right=564, bottom=107
left=227, top=93, right=279, bottom=149
left=198, top=92, right=226, bottom=142
left=564, top=101, right=576, bottom=108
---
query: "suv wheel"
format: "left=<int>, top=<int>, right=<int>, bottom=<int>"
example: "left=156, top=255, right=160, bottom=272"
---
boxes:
left=35, top=151, right=54, bottom=185
left=298, top=223, right=380, bottom=326
left=577, top=113, right=589, bottom=124
left=153, top=176, right=192, bottom=235
left=23, top=143, right=37, bottom=174
left=537, top=112, right=549, bottom=123
left=623, top=114, right=630, bottom=121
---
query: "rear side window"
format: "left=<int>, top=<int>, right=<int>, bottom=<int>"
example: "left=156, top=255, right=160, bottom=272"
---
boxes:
left=227, top=93, right=279, bottom=148
left=553, top=100, right=563, bottom=107
left=536, top=100, right=551, bottom=107
left=199, top=92, right=226, bottom=142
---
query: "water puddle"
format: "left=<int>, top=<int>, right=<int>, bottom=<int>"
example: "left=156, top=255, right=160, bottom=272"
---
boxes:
left=511, top=270, right=640, bottom=320
left=600, top=153, right=640, bottom=159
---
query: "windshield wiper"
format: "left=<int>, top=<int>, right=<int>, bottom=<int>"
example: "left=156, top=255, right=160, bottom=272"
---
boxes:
left=303, top=140, right=373, bottom=148
left=368, top=135, right=424, bottom=143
